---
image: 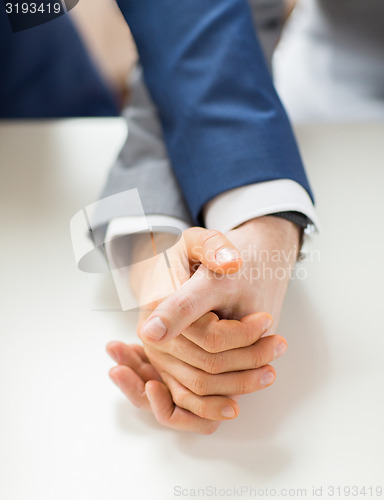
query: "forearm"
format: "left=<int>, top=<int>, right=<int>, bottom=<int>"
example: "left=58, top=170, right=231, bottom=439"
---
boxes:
left=115, top=0, right=313, bottom=223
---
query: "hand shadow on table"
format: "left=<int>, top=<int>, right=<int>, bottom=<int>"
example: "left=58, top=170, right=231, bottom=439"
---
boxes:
left=112, top=279, right=330, bottom=478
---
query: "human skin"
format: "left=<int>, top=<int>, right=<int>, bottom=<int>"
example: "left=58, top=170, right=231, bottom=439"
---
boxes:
left=107, top=216, right=300, bottom=433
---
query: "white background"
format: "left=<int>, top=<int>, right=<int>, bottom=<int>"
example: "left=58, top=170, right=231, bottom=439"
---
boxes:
left=0, top=120, right=383, bottom=500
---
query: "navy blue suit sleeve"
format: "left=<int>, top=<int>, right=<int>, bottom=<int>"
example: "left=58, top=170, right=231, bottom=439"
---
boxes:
left=116, top=0, right=314, bottom=223
left=0, top=9, right=118, bottom=118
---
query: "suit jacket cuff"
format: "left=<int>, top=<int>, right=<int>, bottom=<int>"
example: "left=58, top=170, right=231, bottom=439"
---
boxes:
left=203, top=179, right=320, bottom=233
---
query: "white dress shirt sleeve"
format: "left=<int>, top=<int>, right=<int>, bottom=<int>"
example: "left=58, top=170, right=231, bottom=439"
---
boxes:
left=105, top=178, right=319, bottom=269
left=203, top=179, right=319, bottom=233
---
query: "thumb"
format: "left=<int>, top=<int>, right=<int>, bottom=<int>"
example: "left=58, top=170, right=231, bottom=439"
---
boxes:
left=138, top=265, right=219, bottom=344
left=182, top=227, right=242, bottom=275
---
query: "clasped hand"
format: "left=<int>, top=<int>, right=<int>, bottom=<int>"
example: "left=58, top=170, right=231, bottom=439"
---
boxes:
left=107, top=218, right=300, bottom=433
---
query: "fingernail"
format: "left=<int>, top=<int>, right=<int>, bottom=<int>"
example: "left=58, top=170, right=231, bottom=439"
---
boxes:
left=261, top=371, right=275, bottom=386
left=141, top=316, right=167, bottom=341
left=263, top=316, right=273, bottom=332
left=221, top=406, right=236, bottom=419
left=215, top=247, right=240, bottom=264
left=274, top=342, right=287, bottom=359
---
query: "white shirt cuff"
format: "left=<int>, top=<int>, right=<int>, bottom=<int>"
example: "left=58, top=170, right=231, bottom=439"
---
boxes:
left=104, top=179, right=319, bottom=251
left=203, top=179, right=320, bottom=233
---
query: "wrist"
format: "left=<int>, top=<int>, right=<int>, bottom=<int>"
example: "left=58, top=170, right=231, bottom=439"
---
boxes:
left=235, top=216, right=301, bottom=255
left=224, top=216, right=300, bottom=326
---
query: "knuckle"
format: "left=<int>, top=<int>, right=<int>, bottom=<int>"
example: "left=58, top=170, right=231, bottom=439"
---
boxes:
left=203, top=331, right=224, bottom=353
left=183, top=227, right=193, bottom=238
left=237, top=373, right=251, bottom=395
left=160, top=339, right=176, bottom=356
left=170, top=293, right=196, bottom=317
left=192, top=400, right=205, bottom=418
left=244, top=327, right=257, bottom=347
left=190, top=374, right=209, bottom=396
left=200, top=229, right=223, bottom=246
left=202, top=351, right=225, bottom=374
left=251, top=345, right=264, bottom=368
left=172, top=387, right=187, bottom=408
left=200, top=230, right=224, bottom=261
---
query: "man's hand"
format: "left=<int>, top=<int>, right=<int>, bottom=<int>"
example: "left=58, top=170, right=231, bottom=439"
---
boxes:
left=139, top=216, right=300, bottom=343
left=108, top=217, right=298, bottom=432
left=108, top=310, right=286, bottom=425
left=107, top=343, right=222, bottom=434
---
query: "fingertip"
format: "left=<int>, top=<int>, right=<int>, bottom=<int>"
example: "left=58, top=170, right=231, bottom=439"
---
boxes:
left=259, top=313, right=273, bottom=334
left=215, top=246, right=241, bottom=265
left=233, top=401, right=240, bottom=418
left=109, top=365, right=121, bottom=385
left=144, top=380, right=164, bottom=403
left=145, top=380, right=176, bottom=426
left=217, top=256, right=243, bottom=275
left=273, top=334, right=287, bottom=345
left=273, top=339, right=288, bottom=359
left=106, top=341, right=122, bottom=362
left=209, top=246, right=242, bottom=275
left=199, top=421, right=221, bottom=435
left=261, top=366, right=276, bottom=387
left=242, top=312, right=273, bottom=333
left=221, top=400, right=240, bottom=420
left=140, top=316, right=168, bottom=343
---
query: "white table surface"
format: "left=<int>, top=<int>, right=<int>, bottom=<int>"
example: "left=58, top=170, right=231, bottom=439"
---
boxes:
left=0, top=120, right=383, bottom=500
